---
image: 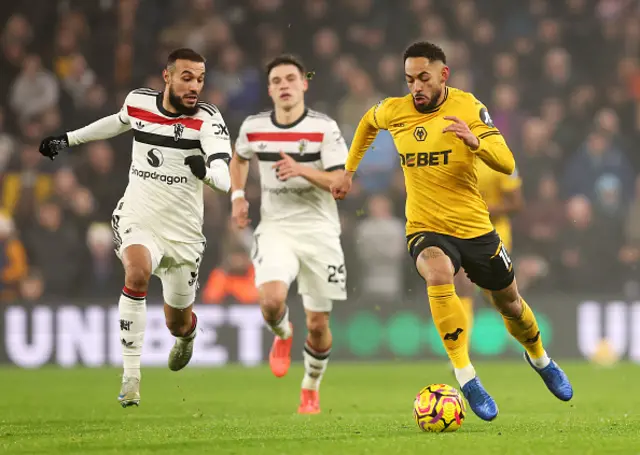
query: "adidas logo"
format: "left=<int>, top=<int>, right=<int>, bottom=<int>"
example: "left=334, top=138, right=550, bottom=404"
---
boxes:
left=135, top=121, right=145, bottom=129
left=121, top=338, right=134, bottom=348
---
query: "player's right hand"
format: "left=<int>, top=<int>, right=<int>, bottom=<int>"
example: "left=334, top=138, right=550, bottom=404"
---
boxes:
left=39, top=134, right=69, bottom=161
left=330, top=170, right=353, bottom=200
left=231, top=197, right=251, bottom=228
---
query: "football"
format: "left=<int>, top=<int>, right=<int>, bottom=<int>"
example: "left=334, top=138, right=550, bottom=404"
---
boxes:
left=413, top=383, right=466, bottom=432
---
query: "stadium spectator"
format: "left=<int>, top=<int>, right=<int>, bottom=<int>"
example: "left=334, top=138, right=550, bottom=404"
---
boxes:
left=9, top=54, right=59, bottom=122
left=0, top=211, right=28, bottom=302
left=23, top=200, right=81, bottom=298
left=1, top=143, right=53, bottom=230
left=338, top=69, right=381, bottom=141
left=560, top=195, right=620, bottom=292
left=83, top=222, right=121, bottom=297
left=211, top=45, right=261, bottom=126
left=562, top=131, right=634, bottom=214
left=0, top=107, right=18, bottom=173
left=355, top=194, right=405, bottom=303
left=75, top=141, right=123, bottom=222
left=18, top=270, right=44, bottom=302
left=202, top=249, right=258, bottom=304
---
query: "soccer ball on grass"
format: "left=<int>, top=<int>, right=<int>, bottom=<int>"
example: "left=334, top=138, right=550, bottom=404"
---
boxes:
left=413, top=383, right=466, bottom=432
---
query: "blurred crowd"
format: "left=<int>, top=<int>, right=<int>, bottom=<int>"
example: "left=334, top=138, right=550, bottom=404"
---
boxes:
left=0, top=0, right=639, bottom=303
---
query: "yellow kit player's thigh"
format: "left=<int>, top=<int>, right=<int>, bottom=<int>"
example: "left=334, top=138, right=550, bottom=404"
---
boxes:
left=407, top=231, right=463, bottom=274
left=456, top=231, right=515, bottom=292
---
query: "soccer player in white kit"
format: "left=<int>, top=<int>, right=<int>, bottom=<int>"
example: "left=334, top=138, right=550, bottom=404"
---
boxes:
left=230, top=55, right=348, bottom=414
left=38, top=49, right=232, bottom=407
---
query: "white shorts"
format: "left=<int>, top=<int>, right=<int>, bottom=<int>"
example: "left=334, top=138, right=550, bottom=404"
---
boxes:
left=251, top=225, right=347, bottom=311
left=111, top=214, right=205, bottom=309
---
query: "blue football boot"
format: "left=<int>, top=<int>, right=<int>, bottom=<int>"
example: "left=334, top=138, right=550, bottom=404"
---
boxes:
left=524, top=352, right=574, bottom=401
left=461, top=377, right=499, bottom=421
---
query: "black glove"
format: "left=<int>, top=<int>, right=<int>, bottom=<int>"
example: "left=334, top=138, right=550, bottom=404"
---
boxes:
left=184, top=155, right=206, bottom=179
left=39, top=134, right=69, bottom=161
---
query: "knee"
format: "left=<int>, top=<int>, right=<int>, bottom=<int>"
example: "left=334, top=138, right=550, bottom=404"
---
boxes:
left=426, top=270, right=454, bottom=287
left=417, top=248, right=455, bottom=286
left=259, top=284, right=287, bottom=318
left=306, top=312, right=329, bottom=338
left=124, top=265, right=151, bottom=292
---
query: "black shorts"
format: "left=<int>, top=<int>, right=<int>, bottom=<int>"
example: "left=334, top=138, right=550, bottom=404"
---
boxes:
left=407, top=230, right=515, bottom=291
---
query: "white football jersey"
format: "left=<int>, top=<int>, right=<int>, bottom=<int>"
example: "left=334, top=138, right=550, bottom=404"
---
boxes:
left=115, top=88, right=231, bottom=242
left=235, top=109, right=347, bottom=235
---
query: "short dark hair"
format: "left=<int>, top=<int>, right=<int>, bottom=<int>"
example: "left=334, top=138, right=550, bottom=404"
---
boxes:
left=167, top=48, right=206, bottom=69
left=265, top=54, right=305, bottom=78
left=403, top=41, right=447, bottom=64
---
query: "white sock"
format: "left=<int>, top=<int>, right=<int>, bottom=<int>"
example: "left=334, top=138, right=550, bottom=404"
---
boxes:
left=301, top=341, right=330, bottom=391
left=267, top=305, right=292, bottom=340
left=530, top=350, right=551, bottom=369
left=119, top=287, right=147, bottom=380
left=454, top=364, right=476, bottom=388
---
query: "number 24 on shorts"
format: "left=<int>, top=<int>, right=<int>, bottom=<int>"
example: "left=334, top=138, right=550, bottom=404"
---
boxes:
left=327, top=264, right=346, bottom=284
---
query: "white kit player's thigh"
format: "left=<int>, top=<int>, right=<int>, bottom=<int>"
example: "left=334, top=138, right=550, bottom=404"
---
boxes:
left=111, top=215, right=163, bottom=272
left=155, top=240, right=206, bottom=309
left=297, top=235, right=347, bottom=301
left=252, top=228, right=300, bottom=288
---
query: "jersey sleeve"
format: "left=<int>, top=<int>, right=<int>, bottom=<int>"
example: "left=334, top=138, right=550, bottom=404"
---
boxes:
left=465, top=97, right=515, bottom=175
left=66, top=91, right=133, bottom=146
left=200, top=113, right=232, bottom=165
left=344, top=98, right=395, bottom=172
left=199, top=112, right=232, bottom=193
left=320, top=119, right=348, bottom=171
left=117, top=93, right=131, bottom=125
left=234, top=119, right=253, bottom=160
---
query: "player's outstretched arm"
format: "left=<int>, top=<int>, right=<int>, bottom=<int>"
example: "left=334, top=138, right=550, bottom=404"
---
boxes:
left=273, top=119, right=349, bottom=192
left=229, top=152, right=251, bottom=228
left=273, top=151, right=341, bottom=192
left=471, top=133, right=516, bottom=175
left=332, top=101, right=386, bottom=200
left=228, top=120, right=254, bottom=228
left=39, top=112, right=132, bottom=161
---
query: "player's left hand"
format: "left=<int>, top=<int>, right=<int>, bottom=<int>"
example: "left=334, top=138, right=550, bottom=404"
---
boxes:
left=273, top=151, right=303, bottom=181
left=184, top=155, right=207, bottom=179
left=442, top=116, right=479, bottom=150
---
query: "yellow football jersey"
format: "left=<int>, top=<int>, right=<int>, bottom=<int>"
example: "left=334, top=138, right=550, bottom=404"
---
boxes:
left=476, top=160, right=522, bottom=250
left=345, top=87, right=515, bottom=239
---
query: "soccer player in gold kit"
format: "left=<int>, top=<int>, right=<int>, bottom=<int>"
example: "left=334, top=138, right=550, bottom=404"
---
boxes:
left=331, top=42, right=573, bottom=421
left=456, top=161, right=524, bottom=346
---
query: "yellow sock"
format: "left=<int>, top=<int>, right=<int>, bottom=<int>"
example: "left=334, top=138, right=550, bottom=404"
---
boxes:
left=428, top=284, right=470, bottom=369
left=459, top=296, right=474, bottom=342
left=502, top=298, right=546, bottom=359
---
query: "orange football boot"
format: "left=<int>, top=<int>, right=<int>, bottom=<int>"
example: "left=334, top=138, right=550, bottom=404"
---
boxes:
left=269, top=323, right=293, bottom=377
left=298, top=389, right=321, bottom=414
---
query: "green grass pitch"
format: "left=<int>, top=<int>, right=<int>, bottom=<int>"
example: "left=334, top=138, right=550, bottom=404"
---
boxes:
left=1, top=362, right=638, bottom=454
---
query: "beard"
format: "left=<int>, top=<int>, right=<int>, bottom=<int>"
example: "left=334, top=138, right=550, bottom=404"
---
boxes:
left=413, top=88, right=443, bottom=113
left=168, top=86, right=199, bottom=116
